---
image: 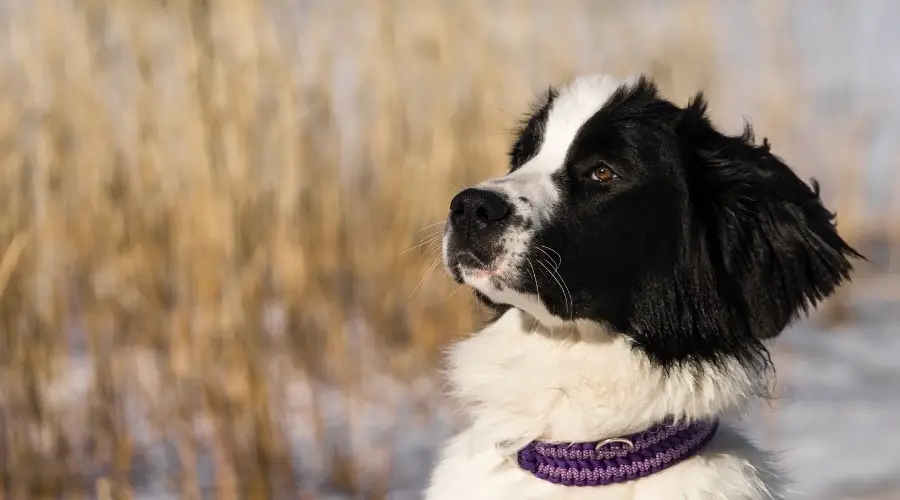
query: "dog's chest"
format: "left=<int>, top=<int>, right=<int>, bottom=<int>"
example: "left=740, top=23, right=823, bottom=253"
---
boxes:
left=425, top=310, right=780, bottom=499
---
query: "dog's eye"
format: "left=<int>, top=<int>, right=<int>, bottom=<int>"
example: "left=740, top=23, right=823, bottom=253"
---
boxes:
left=589, top=165, right=617, bottom=182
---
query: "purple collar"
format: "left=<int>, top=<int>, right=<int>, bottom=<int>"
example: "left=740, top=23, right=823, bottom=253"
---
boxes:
left=516, top=417, right=719, bottom=487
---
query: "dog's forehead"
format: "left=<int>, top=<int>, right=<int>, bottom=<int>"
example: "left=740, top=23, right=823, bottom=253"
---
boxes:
left=506, top=75, right=630, bottom=181
left=527, top=74, right=629, bottom=175
left=480, top=74, right=631, bottom=210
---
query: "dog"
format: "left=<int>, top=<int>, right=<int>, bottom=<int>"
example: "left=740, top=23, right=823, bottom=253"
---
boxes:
left=425, top=74, right=859, bottom=499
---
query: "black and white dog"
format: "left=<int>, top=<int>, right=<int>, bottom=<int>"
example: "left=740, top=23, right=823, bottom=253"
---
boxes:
left=426, top=74, right=859, bottom=499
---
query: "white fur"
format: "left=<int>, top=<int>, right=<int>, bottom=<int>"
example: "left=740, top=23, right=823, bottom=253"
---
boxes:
left=425, top=309, right=783, bottom=499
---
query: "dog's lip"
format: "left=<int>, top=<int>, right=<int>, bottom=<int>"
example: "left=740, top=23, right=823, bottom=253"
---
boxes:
left=460, top=266, right=501, bottom=279
left=450, top=252, right=501, bottom=278
left=453, top=250, right=488, bottom=269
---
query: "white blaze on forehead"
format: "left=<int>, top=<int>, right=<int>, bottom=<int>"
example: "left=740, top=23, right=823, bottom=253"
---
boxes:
left=480, top=74, right=631, bottom=217
left=526, top=74, right=628, bottom=179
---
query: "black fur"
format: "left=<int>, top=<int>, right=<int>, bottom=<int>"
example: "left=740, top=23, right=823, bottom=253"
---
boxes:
left=505, top=76, right=862, bottom=369
left=509, top=87, right=557, bottom=170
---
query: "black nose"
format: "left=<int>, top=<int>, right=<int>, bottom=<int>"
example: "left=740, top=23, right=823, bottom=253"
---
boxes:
left=449, top=188, right=510, bottom=226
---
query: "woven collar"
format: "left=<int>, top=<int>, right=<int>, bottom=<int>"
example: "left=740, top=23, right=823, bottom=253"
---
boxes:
left=516, top=417, right=719, bottom=487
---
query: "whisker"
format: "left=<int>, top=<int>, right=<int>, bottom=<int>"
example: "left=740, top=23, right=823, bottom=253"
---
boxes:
left=418, top=221, right=446, bottom=232
left=536, top=257, right=572, bottom=316
left=421, top=244, right=444, bottom=263
left=538, top=245, right=562, bottom=268
left=416, top=242, right=445, bottom=271
left=422, top=229, right=446, bottom=240
left=555, top=268, right=574, bottom=316
left=409, top=254, right=444, bottom=300
left=535, top=246, right=571, bottom=315
left=397, top=233, right=444, bottom=256
left=526, top=258, right=540, bottom=297
left=534, top=247, right=559, bottom=269
left=535, top=258, right=565, bottom=312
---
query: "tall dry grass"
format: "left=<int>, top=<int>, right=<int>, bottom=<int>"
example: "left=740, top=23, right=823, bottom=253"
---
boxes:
left=0, top=0, right=888, bottom=498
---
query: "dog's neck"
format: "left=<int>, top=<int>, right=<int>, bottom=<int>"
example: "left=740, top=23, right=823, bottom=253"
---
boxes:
left=446, top=308, right=759, bottom=455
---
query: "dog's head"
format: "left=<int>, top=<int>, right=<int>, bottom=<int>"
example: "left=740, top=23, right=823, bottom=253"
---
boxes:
left=443, top=74, right=860, bottom=369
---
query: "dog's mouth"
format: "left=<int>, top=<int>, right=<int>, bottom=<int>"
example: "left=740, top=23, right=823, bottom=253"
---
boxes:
left=447, top=250, right=506, bottom=285
left=461, top=265, right=503, bottom=283
left=445, top=239, right=577, bottom=326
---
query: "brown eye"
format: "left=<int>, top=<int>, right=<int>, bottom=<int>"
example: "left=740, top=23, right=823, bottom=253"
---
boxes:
left=589, top=165, right=617, bottom=182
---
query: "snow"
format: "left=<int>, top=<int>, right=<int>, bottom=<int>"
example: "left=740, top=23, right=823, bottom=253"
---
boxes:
left=38, top=293, right=900, bottom=499
left=741, top=300, right=900, bottom=499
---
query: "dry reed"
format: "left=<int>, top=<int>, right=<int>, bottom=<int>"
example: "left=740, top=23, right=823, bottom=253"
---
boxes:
left=0, top=0, right=888, bottom=497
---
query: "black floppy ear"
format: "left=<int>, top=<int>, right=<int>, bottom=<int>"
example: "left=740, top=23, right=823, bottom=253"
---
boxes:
left=677, top=93, right=862, bottom=340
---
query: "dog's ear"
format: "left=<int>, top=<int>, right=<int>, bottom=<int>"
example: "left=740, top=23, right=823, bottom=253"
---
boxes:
left=676, top=93, right=862, bottom=340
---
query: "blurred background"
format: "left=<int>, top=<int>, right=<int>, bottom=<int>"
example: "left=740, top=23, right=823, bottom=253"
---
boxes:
left=0, top=0, right=898, bottom=498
